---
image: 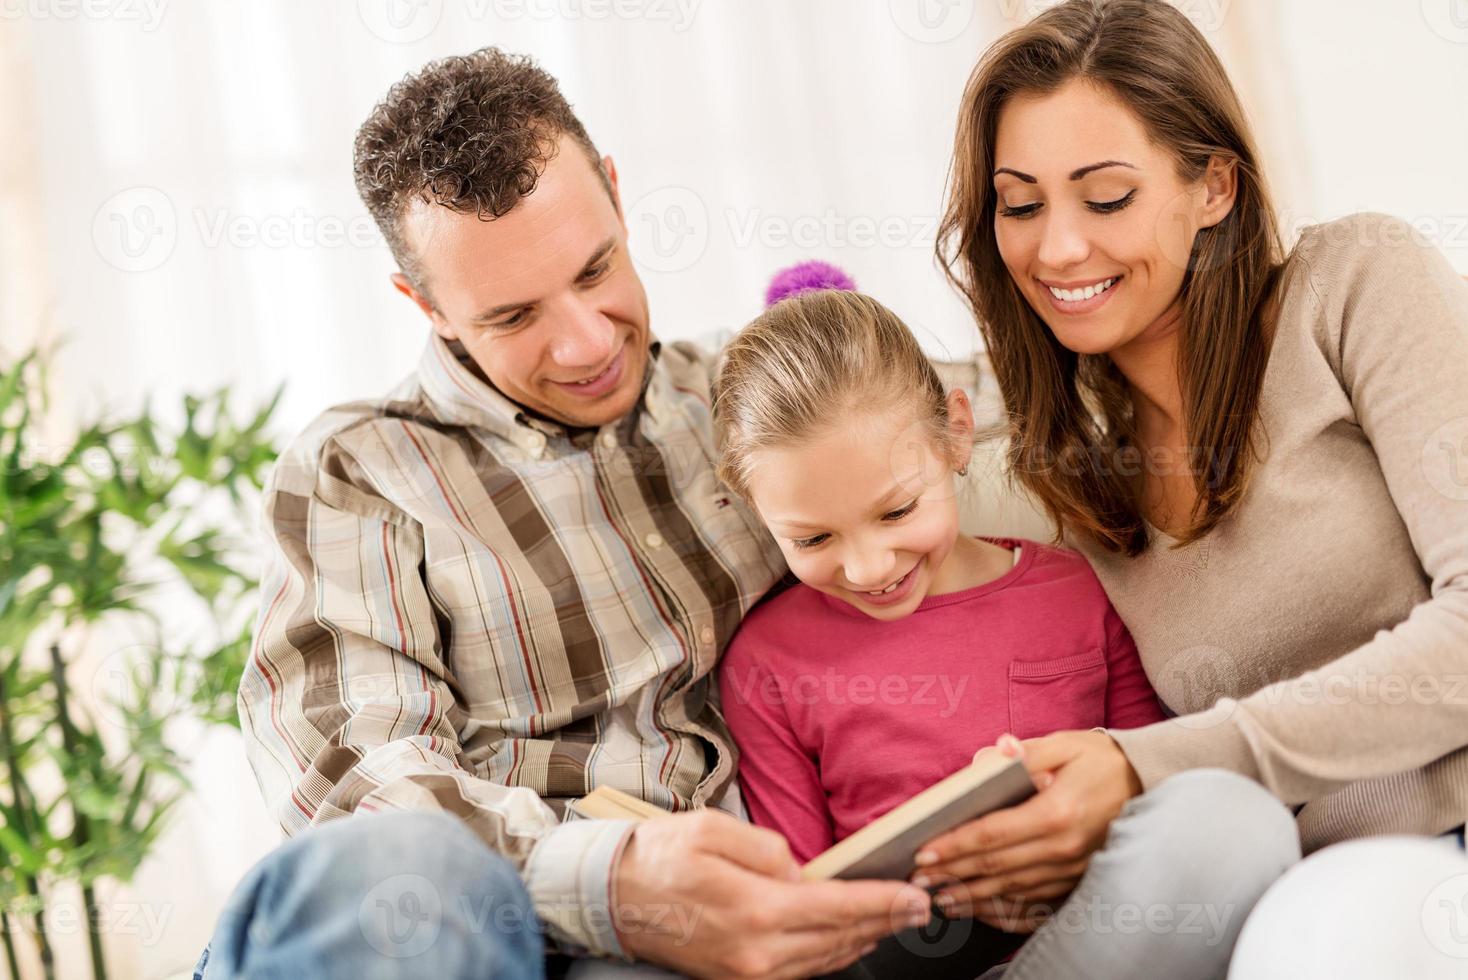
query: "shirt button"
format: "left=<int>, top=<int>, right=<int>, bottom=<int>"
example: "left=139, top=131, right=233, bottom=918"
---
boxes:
left=526, top=432, right=546, bottom=451
left=699, top=626, right=716, bottom=646
left=599, top=431, right=617, bottom=450
left=645, top=532, right=664, bottom=549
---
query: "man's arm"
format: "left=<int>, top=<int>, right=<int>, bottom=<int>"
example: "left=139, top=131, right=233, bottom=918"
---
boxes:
left=241, top=422, right=934, bottom=975
left=239, top=472, right=633, bottom=956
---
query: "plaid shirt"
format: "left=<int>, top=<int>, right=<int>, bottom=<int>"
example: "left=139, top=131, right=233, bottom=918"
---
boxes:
left=239, top=333, right=786, bottom=956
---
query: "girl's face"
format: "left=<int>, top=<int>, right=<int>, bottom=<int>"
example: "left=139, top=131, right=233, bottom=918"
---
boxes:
left=744, top=392, right=973, bottom=622
left=991, top=78, right=1235, bottom=358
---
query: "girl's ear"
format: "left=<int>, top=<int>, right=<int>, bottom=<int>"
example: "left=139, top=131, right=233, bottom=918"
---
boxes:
left=945, top=388, right=976, bottom=474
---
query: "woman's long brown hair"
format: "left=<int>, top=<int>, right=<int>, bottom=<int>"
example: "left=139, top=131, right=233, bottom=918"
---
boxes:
left=937, top=0, right=1284, bottom=556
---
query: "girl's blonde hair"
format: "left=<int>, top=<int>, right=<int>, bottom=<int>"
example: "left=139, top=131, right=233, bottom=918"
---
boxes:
left=712, top=290, right=953, bottom=499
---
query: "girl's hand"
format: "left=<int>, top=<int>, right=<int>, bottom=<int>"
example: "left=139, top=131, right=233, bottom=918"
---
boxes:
left=909, top=730, right=1142, bottom=919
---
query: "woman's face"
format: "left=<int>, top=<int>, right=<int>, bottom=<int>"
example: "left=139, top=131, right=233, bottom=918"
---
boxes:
left=991, top=78, right=1233, bottom=358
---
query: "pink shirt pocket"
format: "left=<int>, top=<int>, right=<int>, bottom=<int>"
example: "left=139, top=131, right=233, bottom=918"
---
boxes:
left=1007, top=649, right=1108, bottom=739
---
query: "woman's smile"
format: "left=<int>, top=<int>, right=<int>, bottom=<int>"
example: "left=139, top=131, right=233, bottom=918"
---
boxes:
left=1038, top=273, right=1124, bottom=314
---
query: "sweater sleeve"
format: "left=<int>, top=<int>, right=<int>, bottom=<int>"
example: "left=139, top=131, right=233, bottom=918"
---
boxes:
left=717, top=628, right=835, bottom=864
left=1101, top=605, right=1168, bottom=730
left=1110, top=213, right=1468, bottom=803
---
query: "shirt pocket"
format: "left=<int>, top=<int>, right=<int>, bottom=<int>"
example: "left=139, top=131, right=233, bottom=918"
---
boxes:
left=1007, top=649, right=1108, bottom=740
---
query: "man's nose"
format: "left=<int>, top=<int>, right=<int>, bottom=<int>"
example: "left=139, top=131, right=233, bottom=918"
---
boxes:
left=548, top=296, right=617, bottom=367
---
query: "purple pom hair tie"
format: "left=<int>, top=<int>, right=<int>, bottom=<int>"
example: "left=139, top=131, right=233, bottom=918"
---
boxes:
left=764, top=260, right=857, bottom=307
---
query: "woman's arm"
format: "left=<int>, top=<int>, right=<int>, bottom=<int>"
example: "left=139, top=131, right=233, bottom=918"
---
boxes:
left=918, top=214, right=1468, bottom=906
left=1111, top=213, right=1468, bottom=801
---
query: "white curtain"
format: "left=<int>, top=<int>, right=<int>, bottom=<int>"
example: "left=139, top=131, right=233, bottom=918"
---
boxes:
left=4, top=2, right=1466, bottom=976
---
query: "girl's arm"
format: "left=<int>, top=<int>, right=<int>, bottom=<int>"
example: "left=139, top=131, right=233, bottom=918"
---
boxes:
left=717, top=632, right=836, bottom=864
left=1101, top=606, right=1168, bottom=729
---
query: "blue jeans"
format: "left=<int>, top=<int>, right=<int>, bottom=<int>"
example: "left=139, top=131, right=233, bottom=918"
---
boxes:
left=193, top=811, right=544, bottom=979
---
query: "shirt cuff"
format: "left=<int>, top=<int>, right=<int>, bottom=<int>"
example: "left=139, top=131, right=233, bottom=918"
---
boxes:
left=1107, top=699, right=1259, bottom=790
left=523, top=817, right=637, bottom=958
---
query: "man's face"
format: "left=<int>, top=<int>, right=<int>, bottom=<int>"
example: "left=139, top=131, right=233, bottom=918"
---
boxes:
left=395, top=135, right=652, bottom=429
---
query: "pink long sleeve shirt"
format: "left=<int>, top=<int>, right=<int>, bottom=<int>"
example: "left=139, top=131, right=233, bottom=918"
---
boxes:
left=718, top=538, right=1167, bottom=862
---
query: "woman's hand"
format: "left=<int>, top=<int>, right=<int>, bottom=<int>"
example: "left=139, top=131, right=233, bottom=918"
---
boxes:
left=910, top=730, right=1143, bottom=921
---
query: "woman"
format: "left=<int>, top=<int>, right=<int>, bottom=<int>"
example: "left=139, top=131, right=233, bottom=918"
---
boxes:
left=920, top=0, right=1468, bottom=974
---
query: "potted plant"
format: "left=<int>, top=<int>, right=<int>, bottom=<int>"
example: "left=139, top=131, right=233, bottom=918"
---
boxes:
left=0, top=349, right=280, bottom=980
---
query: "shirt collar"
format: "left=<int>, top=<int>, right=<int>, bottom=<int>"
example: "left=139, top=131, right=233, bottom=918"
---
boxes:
left=417, top=332, right=665, bottom=456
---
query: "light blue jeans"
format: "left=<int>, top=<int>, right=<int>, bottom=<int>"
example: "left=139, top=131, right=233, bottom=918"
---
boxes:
left=195, top=770, right=1298, bottom=979
left=192, top=810, right=543, bottom=979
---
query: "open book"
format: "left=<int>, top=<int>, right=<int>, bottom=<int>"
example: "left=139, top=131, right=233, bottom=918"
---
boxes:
left=570, top=751, right=1035, bottom=880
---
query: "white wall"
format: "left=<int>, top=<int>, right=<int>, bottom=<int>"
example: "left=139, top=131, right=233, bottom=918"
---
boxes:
left=18, top=1, right=1467, bottom=441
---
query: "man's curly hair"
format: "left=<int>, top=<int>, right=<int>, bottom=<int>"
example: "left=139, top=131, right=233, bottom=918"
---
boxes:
left=353, top=47, right=610, bottom=296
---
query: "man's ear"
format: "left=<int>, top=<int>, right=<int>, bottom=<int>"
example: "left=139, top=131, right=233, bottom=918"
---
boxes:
left=602, top=155, right=625, bottom=231
left=1198, top=155, right=1238, bottom=230
left=391, top=273, right=457, bottom=342
left=945, top=387, right=976, bottom=474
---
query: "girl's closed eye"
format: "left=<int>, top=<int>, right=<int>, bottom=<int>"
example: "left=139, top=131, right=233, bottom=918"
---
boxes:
left=884, top=499, right=919, bottom=521
left=790, top=532, right=829, bottom=551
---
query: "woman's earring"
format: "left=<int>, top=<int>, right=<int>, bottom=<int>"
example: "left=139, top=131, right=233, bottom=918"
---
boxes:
left=957, top=465, right=968, bottom=477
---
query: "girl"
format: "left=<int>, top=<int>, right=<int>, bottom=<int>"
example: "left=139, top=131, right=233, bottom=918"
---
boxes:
left=711, top=288, right=1298, bottom=979
left=933, top=0, right=1468, bottom=974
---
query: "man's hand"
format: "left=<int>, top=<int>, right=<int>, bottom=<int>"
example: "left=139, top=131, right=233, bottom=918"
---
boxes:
left=613, top=809, right=933, bottom=979
left=909, top=730, right=1142, bottom=922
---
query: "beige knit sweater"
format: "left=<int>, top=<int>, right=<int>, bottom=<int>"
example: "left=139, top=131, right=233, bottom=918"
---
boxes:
left=1074, top=212, right=1468, bottom=853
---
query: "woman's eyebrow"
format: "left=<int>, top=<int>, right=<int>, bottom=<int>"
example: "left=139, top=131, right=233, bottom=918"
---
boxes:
left=1068, top=160, right=1137, bottom=180
left=993, top=167, right=1037, bottom=183
left=993, top=160, right=1138, bottom=183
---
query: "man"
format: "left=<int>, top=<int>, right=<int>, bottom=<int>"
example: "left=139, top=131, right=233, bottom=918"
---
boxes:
left=196, top=48, right=932, bottom=980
